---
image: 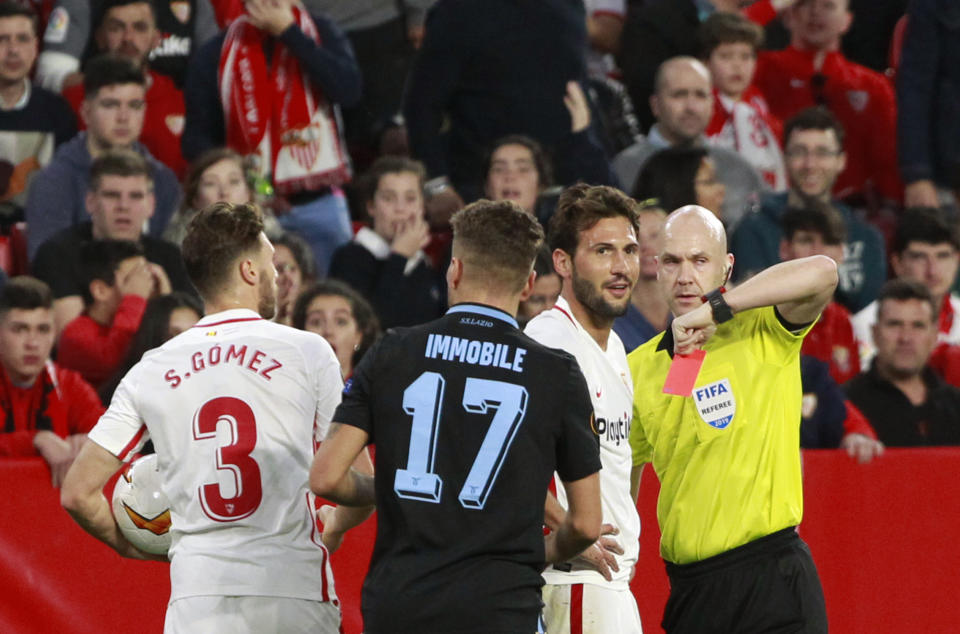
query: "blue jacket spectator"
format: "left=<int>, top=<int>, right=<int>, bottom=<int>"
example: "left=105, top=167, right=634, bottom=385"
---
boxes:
left=730, top=192, right=886, bottom=314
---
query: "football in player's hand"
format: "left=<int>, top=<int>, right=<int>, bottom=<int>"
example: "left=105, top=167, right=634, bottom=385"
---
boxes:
left=112, top=454, right=172, bottom=555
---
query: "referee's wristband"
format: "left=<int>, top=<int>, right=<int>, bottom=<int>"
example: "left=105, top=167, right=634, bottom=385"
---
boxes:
left=701, top=287, right=733, bottom=324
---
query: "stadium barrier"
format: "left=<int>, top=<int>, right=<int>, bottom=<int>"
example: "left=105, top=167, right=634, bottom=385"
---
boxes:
left=2, top=448, right=958, bottom=633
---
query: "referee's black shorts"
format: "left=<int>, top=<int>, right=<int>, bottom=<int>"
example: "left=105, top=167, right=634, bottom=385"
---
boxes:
left=662, top=527, right=828, bottom=634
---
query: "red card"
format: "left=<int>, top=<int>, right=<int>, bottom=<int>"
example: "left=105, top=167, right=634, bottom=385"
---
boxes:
left=663, top=349, right=706, bottom=396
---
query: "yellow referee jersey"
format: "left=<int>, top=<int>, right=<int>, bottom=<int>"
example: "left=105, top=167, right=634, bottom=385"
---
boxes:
left=629, top=306, right=814, bottom=565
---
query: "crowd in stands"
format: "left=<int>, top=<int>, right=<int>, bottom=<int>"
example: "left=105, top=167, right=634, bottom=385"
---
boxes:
left=2, top=0, right=960, bottom=483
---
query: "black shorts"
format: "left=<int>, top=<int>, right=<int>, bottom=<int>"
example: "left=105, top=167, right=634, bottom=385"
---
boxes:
left=662, top=527, right=828, bottom=634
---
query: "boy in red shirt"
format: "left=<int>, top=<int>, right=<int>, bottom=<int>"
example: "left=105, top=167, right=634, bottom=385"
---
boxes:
left=0, top=277, right=103, bottom=486
left=57, top=239, right=168, bottom=388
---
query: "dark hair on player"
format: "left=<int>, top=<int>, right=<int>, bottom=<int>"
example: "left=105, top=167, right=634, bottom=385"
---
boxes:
left=272, top=231, right=316, bottom=281
left=99, top=291, right=203, bottom=403
left=632, top=146, right=711, bottom=212
left=482, top=134, right=554, bottom=190
left=550, top=183, right=641, bottom=256
left=79, top=239, right=145, bottom=305
left=292, top=279, right=381, bottom=369
left=83, top=54, right=146, bottom=98
left=451, top=199, right=545, bottom=292
left=780, top=199, right=847, bottom=246
left=182, top=147, right=250, bottom=212
left=893, top=207, right=960, bottom=254
left=0, top=1, right=38, bottom=35
left=182, top=202, right=265, bottom=301
left=89, top=148, right=153, bottom=191
left=876, top=278, right=937, bottom=324
left=699, top=11, right=763, bottom=58
left=783, top=106, right=846, bottom=150
left=0, top=276, right=52, bottom=316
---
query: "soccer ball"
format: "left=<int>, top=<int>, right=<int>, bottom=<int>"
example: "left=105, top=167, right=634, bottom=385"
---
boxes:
left=111, top=454, right=172, bottom=555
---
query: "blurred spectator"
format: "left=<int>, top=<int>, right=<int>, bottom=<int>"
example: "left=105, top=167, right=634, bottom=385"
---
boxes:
left=292, top=278, right=380, bottom=380
left=482, top=135, right=563, bottom=228
left=613, top=57, right=762, bottom=228
left=329, top=156, right=444, bottom=329
left=897, top=0, right=960, bottom=210
left=617, top=0, right=790, bottom=131
left=166, top=147, right=283, bottom=245
left=24, top=55, right=181, bottom=259
left=35, top=0, right=217, bottom=91
left=403, top=0, right=615, bottom=220
left=846, top=278, right=960, bottom=446
left=853, top=207, right=960, bottom=367
left=799, top=354, right=847, bottom=448
left=779, top=201, right=859, bottom=383
left=182, top=0, right=361, bottom=277
left=730, top=107, right=886, bottom=313
left=798, top=354, right=882, bottom=462
left=0, top=276, right=103, bottom=486
left=56, top=240, right=167, bottom=388
left=60, top=0, right=187, bottom=177
left=272, top=231, right=314, bottom=327
left=633, top=146, right=726, bottom=221
left=98, top=290, right=201, bottom=403
left=585, top=0, right=625, bottom=80
left=613, top=202, right=668, bottom=351
left=754, top=0, right=902, bottom=203
left=31, top=150, right=193, bottom=333
left=517, top=246, right=561, bottom=328
left=700, top=12, right=786, bottom=191
left=0, top=1, right=76, bottom=226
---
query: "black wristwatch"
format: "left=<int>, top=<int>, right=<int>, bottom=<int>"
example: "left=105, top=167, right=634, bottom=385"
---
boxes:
left=701, top=287, right=734, bottom=324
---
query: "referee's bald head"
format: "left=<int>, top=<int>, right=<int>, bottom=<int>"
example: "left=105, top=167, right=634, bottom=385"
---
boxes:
left=659, top=205, right=734, bottom=316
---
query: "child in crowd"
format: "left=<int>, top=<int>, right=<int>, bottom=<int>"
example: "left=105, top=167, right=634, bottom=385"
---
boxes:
left=56, top=239, right=169, bottom=388
left=701, top=11, right=786, bottom=191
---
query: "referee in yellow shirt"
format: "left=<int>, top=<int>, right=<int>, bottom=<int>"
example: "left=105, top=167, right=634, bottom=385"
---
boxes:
left=629, top=205, right=837, bottom=633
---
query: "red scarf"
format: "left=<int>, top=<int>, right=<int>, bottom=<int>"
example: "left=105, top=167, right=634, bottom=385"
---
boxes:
left=218, top=7, right=350, bottom=196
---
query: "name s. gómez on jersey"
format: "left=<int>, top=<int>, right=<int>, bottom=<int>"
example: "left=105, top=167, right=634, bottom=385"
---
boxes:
left=87, top=309, right=344, bottom=604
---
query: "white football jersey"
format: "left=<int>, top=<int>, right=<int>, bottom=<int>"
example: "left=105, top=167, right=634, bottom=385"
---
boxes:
left=89, top=309, right=343, bottom=602
left=526, top=297, right=640, bottom=590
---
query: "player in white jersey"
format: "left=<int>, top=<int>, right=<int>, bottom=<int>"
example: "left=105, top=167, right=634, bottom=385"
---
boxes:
left=526, top=184, right=644, bottom=633
left=62, top=202, right=364, bottom=634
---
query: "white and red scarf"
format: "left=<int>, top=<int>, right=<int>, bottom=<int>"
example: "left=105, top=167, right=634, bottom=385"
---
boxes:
left=706, top=86, right=786, bottom=192
left=218, top=7, right=350, bottom=196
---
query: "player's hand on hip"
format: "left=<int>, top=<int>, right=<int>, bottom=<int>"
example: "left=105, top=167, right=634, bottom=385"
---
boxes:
left=317, top=505, right=346, bottom=553
left=573, top=523, right=622, bottom=582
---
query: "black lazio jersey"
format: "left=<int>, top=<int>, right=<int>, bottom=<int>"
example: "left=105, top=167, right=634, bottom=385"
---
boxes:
left=334, top=303, right=600, bottom=634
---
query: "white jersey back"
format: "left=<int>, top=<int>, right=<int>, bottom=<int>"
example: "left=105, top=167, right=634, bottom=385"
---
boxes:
left=88, top=309, right=343, bottom=602
left=525, top=297, right=640, bottom=590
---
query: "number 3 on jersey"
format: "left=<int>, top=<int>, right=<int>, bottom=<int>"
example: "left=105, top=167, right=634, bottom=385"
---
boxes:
left=193, top=397, right=263, bottom=521
left=394, top=371, right=528, bottom=510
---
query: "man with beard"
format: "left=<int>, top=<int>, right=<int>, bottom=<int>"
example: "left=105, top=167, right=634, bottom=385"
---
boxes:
left=525, top=184, right=644, bottom=633
left=629, top=205, right=836, bottom=633
left=62, top=201, right=364, bottom=633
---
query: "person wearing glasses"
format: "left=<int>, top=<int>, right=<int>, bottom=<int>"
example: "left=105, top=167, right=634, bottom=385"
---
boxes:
left=730, top=106, right=886, bottom=314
